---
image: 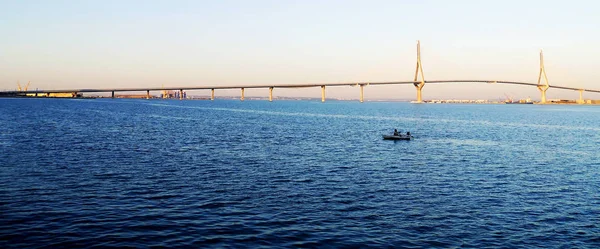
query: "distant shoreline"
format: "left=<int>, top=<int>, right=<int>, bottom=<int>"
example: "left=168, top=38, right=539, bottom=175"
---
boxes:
left=2, top=95, right=599, bottom=105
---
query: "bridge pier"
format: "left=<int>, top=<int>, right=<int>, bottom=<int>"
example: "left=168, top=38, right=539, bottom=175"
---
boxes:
left=537, top=85, right=549, bottom=104
left=578, top=89, right=585, bottom=104
left=359, top=84, right=364, bottom=103
left=321, top=86, right=326, bottom=102
left=146, top=90, right=150, bottom=100
left=179, top=89, right=183, bottom=100
left=211, top=89, right=214, bottom=100
left=241, top=88, right=245, bottom=101
left=414, top=83, right=424, bottom=103
left=111, top=91, right=115, bottom=98
left=269, top=87, right=273, bottom=102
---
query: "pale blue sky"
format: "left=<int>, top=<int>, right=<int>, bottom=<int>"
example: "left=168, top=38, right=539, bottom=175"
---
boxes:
left=1, top=0, right=600, bottom=100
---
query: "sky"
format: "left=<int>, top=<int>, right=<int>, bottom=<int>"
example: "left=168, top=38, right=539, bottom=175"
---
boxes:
left=2, top=0, right=600, bottom=100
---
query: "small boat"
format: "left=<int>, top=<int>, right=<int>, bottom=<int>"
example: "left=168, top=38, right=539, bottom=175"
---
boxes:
left=383, top=134, right=413, bottom=140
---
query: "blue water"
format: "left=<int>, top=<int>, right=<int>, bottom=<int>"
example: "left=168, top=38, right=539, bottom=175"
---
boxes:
left=1, top=98, right=599, bottom=248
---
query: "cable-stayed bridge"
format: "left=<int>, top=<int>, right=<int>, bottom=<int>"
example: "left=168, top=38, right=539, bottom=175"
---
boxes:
left=3, top=41, right=599, bottom=104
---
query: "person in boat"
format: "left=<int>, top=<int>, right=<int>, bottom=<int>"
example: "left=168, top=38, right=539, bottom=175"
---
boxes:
left=393, top=129, right=399, bottom=136
left=407, top=131, right=411, bottom=136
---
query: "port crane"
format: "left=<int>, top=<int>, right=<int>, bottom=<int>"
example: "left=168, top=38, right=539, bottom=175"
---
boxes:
left=17, top=81, right=31, bottom=91
left=162, top=83, right=169, bottom=99
left=503, top=93, right=514, bottom=103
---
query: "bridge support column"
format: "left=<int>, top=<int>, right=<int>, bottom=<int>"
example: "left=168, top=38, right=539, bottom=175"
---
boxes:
left=269, top=87, right=273, bottom=102
left=241, top=88, right=245, bottom=101
left=415, top=83, right=424, bottom=103
left=578, top=90, right=585, bottom=104
left=321, top=85, right=326, bottom=102
left=179, top=89, right=183, bottom=100
left=211, top=89, right=215, bottom=100
left=146, top=90, right=150, bottom=100
left=359, top=84, right=364, bottom=103
left=537, top=86, right=549, bottom=104
left=111, top=91, right=115, bottom=98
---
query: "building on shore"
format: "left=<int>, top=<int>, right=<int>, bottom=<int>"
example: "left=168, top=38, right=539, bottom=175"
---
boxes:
left=24, top=92, right=83, bottom=98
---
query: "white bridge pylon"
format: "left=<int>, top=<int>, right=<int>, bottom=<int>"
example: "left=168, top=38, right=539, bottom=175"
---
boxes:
left=413, top=40, right=426, bottom=103
left=537, top=49, right=550, bottom=104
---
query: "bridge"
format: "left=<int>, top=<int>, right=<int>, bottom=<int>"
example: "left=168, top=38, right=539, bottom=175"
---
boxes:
left=3, top=41, right=600, bottom=104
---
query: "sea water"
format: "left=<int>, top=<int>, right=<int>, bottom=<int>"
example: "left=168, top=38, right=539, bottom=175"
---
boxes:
left=1, top=98, right=599, bottom=248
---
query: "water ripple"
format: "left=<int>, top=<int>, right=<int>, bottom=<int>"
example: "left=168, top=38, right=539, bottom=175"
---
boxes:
left=1, top=99, right=599, bottom=248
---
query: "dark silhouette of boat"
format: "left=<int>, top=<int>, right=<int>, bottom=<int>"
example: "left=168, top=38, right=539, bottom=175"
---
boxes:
left=383, top=133, right=413, bottom=140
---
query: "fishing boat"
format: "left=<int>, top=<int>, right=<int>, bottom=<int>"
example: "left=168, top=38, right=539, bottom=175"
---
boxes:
left=382, top=134, right=413, bottom=140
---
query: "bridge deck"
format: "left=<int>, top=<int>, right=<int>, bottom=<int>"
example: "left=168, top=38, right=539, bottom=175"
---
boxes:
left=3, top=80, right=600, bottom=94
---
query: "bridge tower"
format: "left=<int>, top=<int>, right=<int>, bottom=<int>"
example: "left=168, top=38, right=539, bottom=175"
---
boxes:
left=537, top=49, right=550, bottom=104
left=413, top=40, right=426, bottom=103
